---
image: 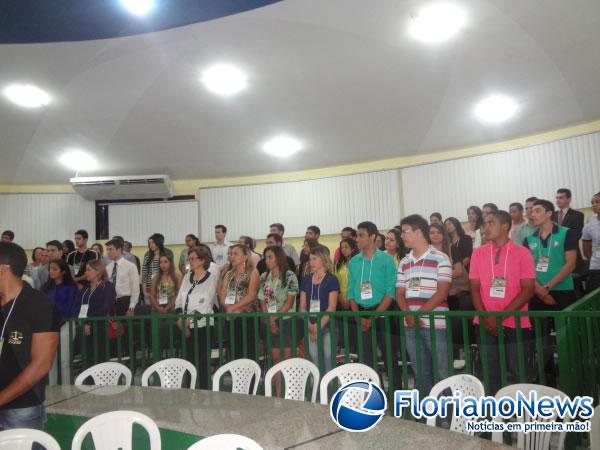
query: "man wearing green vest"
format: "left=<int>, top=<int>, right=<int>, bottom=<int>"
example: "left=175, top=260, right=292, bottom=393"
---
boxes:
left=524, top=198, right=577, bottom=385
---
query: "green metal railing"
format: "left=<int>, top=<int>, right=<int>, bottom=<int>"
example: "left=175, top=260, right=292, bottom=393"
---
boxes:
left=56, top=289, right=600, bottom=408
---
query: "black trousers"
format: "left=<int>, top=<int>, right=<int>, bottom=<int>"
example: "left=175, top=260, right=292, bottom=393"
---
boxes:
left=115, top=296, right=131, bottom=316
left=587, top=270, right=600, bottom=293
left=184, top=330, right=210, bottom=389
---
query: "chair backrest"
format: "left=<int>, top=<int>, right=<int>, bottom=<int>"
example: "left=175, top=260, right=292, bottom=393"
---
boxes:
left=426, top=374, right=485, bottom=435
left=212, top=359, right=261, bottom=395
left=319, top=363, right=381, bottom=405
left=492, top=384, right=570, bottom=450
left=141, top=358, right=197, bottom=388
left=187, top=434, right=262, bottom=450
left=264, top=358, right=319, bottom=402
left=74, top=362, right=132, bottom=387
left=590, top=405, right=600, bottom=450
left=71, top=410, right=161, bottom=450
left=0, top=428, right=60, bottom=450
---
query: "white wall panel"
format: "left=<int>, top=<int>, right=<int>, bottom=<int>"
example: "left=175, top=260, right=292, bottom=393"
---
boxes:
left=401, top=131, right=600, bottom=221
left=199, top=170, right=401, bottom=241
left=109, top=200, right=198, bottom=246
left=0, top=193, right=95, bottom=249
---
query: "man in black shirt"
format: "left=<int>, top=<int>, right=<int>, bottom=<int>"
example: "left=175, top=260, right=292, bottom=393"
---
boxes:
left=0, top=242, right=60, bottom=430
left=66, top=229, right=98, bottom=284
left=256, top=233, right=297, bottom=275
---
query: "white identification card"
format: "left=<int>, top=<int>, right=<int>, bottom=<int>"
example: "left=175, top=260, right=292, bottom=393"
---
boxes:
left=490, top=276, right=506, bottom=298
left=360, top=282, right=373, bottom=300
left=310, top=298, right=320, bottom=313
left=73, top=264, right=80, bottom=275
left=407, top=277, right=421, bottom=297
left=225, top=292, right=236, bottom=305
left=268, top=299, right=277, bottom=313
left=79, top=304, right=89, bottom=318
left=158, top=294, right=169, bottom=306
left=536, top=256, right=550, bottom=273
left=185, top=263, right=191, bottom=272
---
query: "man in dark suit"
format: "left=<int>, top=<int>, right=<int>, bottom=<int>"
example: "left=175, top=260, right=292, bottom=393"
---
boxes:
left=553, top=188, right=585, bottom=275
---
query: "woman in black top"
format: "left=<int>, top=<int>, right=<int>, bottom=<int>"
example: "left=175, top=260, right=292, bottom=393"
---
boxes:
left=445, top=217, right=473, bottom=269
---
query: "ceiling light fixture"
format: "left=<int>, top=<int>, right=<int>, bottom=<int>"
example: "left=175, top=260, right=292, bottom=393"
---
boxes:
left=262, top=135, right=303, bottom=158
left=408, top=3, right=467, bottom=43
left=473, top=94, right=519, bottom=124
left=121, top=0, right=155, bottom=16
left=3, top=84, right=51, bottom=108
left=58, top=150, right=98, bottom=172
left=201, top=64, right=248, bottom=96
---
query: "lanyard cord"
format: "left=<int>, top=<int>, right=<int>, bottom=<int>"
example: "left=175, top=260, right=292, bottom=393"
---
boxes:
left=0, top=289, right=22, bottom=355
left=360, top=256, right=374, bottom=284
left=490, top=242, right=510, bottom=281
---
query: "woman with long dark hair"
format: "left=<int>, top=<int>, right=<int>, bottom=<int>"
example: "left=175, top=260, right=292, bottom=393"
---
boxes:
left=62, top=240, right=75, bottom=261
left=298, top=238, right=320, bottom=278
left=142, top=233, right=172, bottom=303
left=385, top=228, right=407, bottom=266
left=466, top=206, right=483, bottom=248
left=334, top=238, right=359, bottom=354
left=445, top=217, right=473, bottom=269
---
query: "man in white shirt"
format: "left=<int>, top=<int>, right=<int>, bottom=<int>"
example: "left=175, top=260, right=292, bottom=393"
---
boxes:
left=210, top=225, right=230, bottom=268
left=269, top=223, right=300, bottom=265
left=105, top=238, right=140, bottom=316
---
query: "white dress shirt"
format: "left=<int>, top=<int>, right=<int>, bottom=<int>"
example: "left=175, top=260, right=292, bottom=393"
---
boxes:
left=106, top=256, right=140, bottom=309
left=175, top=267, right=219, bottom=328
left=210, top=241, right=230, bottom=267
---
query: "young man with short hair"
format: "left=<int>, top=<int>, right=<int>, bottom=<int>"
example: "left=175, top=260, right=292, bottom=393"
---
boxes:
left=66, top=229, right=98, bottom=283
left=305, top=226, right=320, bottom=241
left=469, top=210, right=536, bottom=394
left=105, top=239, right=140, bottom=316
left=508, top=202, right=525, bottom=242
left=0, top=242, right=60, bottom=430
left=256, top=233, right=296, bottom=275
left=269, top=223, right=299, bottom=265
left=0, top=231, right=14, bottom=243
left=396, top=215, right=452, bottom=395
left=583, top=192, right=600, bottom=293
left=514, top=197, right=538, bottom=245
left=211, top=225, right=230, bottom=268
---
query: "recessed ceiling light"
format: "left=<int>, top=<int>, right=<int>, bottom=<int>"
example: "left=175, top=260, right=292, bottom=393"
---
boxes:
left=473, top=94, right=518, bottom=124
left=262, top=136, right=303, bottom=158
left=121, top=0, right=155, bottom=16
left=58, top=150, right=98, bottom=172
left=408, top=3, right=467, bottom=43
left=3, top=84, right=51, bottom=108
left=200, top=64, right=248, bottom=96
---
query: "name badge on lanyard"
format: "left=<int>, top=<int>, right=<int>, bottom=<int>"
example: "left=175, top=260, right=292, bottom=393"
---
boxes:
left=310, top=298, right=320, bottom=312
left=79, top=304, right=89, bottom=318
left=73, top=263, right=80, bottom=275
left=225, top=290, right=237, bottom=305
left=490, top=276, right=506, bottom=298
left=360, top=282, right=373, bottom=300
left=158, top=294, right=169, bottom=306
left=407, top=277, right=421, bottom=297
left=536, top=256, right=550, bottom=273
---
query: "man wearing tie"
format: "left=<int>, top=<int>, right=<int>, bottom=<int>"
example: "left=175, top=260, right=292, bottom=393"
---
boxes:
left=553, top=188, right=585, bottom=277
left=105, top=238, right=140, bottom=316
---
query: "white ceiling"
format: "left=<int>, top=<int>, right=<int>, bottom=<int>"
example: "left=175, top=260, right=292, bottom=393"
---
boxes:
left=1, top=0, right=600, bottom=184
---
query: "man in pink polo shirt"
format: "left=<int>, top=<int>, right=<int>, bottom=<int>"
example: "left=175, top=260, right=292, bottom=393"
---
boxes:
left=469, top=210, right=536, bottom=394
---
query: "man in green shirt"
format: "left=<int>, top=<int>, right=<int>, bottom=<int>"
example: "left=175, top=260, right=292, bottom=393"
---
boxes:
left=348, top=221, right=397, bottom=386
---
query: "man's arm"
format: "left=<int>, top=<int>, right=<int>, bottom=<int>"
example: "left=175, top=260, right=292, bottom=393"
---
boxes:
left=583, top=240, right=592, bottom=261
left=0, top=332, right=58, bottom=407
left=129, top=263, right=140, bottom=311
left=503, top=279, right=535, bottom=312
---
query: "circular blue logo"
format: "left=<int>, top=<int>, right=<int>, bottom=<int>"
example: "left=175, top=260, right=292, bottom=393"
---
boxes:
left=330, top=381, right=387, bottom=432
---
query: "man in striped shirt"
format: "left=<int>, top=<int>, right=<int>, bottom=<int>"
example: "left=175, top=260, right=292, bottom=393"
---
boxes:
left=397, top=215, right=452, bottom=395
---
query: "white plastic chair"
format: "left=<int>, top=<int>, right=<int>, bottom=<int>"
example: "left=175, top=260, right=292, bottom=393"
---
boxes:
left=141, top=358, right=197, bottom=388
left=187, top=434, right=262, bottom=450
left=590, top=405, right=600, bottom=450
left=212, top=359, right=261, bottom=395
left=319, top=363, right=381, bottom=405
left=264, top=358, right=319, bottom=402
left=492, top=384, right=570, bottom=450
left=74, top=362, right=132, bottom=386
left=71, top=410, right=161, bottom=450
left=0, top=428, right=60, bottom=450
left=426, top=374, right=485, bottom=434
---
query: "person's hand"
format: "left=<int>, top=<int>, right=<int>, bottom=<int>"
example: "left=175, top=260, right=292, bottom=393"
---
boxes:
left=184, top=318, right=192, bottom=338
left=84, top=324, right=91, bottom=336
left=270, top=318, right=279, bottom=335
left=404, top=315, right=415, bottom=328
left=484, top=316, right=498, bottom=335
left=308, top=323, right=317, bottom=341
left=126, top=308, right=134, bottom=317
left=361, top=318, right=371, bottom=332
left=541, top=294, right=557, bottom=306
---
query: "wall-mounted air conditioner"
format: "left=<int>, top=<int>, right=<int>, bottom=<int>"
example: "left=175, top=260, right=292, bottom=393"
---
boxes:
left=70, top=175, right=174, bottom=200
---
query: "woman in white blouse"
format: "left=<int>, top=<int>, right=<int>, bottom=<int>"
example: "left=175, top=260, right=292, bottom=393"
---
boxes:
left=175, top=246, right=218, bottom=388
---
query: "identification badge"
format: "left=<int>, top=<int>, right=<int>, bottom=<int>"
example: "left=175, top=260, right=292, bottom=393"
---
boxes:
left=310, top=298, right=320, bottom=313
left=216, top=254, right=223, bottom=264
left=268, top=299, right=277, bottom=313
left=73, top=264, right=80, bottom=274
left=360, top=282, right=373, bottom=300
left=490, top=276, right=506, bottom=298
left=536, top=256, right=550, bottom=273
left=158, top=294, right=169, bottom=306
left=407, top=277, right=421, bottom=296
left=185, top=263, right=190, bottom=272
left=79, top=304, right=89, bottom=318
left=225, top=291, right=236, bottom=305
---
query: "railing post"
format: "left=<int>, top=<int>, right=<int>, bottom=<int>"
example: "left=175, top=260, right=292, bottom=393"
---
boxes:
left=150, top=313, right=161, bottom=363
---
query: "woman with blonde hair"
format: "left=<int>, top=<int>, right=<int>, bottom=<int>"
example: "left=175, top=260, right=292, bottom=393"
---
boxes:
left=299, top=245, right=339, bottom=372
left=218, top=244, right=260, bottom=360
